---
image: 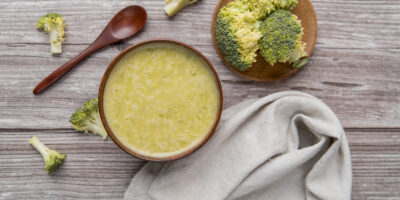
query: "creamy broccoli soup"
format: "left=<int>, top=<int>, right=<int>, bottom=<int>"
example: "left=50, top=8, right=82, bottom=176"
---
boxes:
left=103, top=42, right=220, bottom=158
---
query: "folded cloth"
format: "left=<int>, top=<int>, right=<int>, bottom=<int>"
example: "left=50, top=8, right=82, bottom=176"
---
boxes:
left=124, top=91, right=352, bottom=200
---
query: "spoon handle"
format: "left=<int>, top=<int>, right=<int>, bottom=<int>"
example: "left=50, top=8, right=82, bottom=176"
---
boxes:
left=33, top=42, right=106, bottom=94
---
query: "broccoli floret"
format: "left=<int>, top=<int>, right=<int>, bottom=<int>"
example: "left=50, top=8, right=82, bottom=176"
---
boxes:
left=245, top=0, right=298, bottom=20
left=215, top=1, right=262, bottom=71
left=36, top=13, right=66, bottom=54
left=70, top=98, right=108, bottom=139
left=215, top=14, right=255, bottom=71
left=29, top=136, right=66, bottom=174
left=164, top=0, right=198, bottom=17
left=258, top=10, right=307, bottom=66
left=215, top=0, right=299, bottom=71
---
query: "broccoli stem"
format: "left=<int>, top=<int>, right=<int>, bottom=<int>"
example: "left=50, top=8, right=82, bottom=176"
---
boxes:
left=29, top=136, right=50, bottom=160
left=292, top=56, right=309, bottom=68
left=49, top=30, right=62, bottom=53
left=88, top=123, right=108, bottom=139
left=88, top=112, right=108, bottom=139
left=49, top=30, right=62, bottom=54
left=164, top=0, right=194, bottom=17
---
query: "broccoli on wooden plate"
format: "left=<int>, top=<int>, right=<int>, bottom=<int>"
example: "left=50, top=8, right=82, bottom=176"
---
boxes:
left=29, top=136, right=66, bottom=174
left=215, top=0, right=298, bottom=71
left=215, top=0, right=299, bottom=71
left=259, top=9, right=308, bottom=68
left=164, top=0, right=198, bottom=17
left=36, top=13, right=66, bottom=54
left=70, top=98, right=108, bottom=139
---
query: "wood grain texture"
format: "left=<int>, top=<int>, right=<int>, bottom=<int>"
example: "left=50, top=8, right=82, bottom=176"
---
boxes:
left=0, top=0, right=399, bottom=199
left=1, top=129, right=399, bottom=199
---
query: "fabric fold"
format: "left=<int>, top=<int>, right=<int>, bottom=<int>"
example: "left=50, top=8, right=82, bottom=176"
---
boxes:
left=124, top=91, right=352, bottom=200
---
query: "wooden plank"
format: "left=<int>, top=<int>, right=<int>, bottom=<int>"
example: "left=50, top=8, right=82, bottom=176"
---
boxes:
left=0, top=129, right=145, bottom=199
left=0, top=0, right=399, bottom=48
left=347, top=129, right=400, bottom=200
left=0, top=0, right=399, bottom=129
left=0, top=43, right=399, bottom=128
left=0, top=129, right=399, bottom=199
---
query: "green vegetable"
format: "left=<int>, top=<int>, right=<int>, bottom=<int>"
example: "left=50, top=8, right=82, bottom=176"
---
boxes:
left=215, top=13, right=254, bottom=71
left=215, top=0, right=298, bottom=71
left=258, top=10, right=307, bottom=66
left=293, top=56, right=309, bottom=68
left=164, top=0, right=198, bottom=17
left=36, top=13, right=66, bottom=54
left=70, top=98, right=107, bottom=139
left=29, top=136, right=66, bottom=174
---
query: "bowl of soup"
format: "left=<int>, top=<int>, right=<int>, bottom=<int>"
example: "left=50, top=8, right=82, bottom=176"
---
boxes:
left=98, top=40, right=223, bottom=161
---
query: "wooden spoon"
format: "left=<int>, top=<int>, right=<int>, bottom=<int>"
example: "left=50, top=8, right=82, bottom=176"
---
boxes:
left=33, top=5, right=147, bottom=94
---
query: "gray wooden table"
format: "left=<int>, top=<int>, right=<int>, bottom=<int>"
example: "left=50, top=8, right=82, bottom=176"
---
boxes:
left=0, top=0, right=399, bottom=199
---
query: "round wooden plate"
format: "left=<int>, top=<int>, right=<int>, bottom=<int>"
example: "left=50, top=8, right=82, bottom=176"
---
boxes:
left=212, top=0, right=318, bottom=81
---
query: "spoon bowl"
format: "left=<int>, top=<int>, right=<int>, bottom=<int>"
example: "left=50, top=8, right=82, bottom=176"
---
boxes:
left=109, top=6, right=147, bottom=39
left=33, top=5, right=147, bottom=94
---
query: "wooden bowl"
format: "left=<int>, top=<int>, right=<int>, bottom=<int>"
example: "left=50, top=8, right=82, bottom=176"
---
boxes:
left=212, top=0, right=318, bottom=81
left=98, top=39, right=223, bottom=161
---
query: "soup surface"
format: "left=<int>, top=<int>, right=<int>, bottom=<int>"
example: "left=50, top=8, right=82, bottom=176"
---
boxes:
left=103, top=43, right=220, bottom=158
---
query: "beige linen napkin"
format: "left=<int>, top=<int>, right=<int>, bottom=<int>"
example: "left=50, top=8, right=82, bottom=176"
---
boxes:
left=124, top=91, right=352, bottom=200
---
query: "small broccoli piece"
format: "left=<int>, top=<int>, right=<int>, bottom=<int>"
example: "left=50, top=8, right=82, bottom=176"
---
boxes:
left=29, top=136, right=66, bottom=174
left=215, top=1, right=262, bottom=71
left=36, top=13, right=66, bottom=54
left=215, top=0, right=299, bottom=71
left=70, top=98, right=107, bottom=139
left=246, top=0, right=298, bottom=20
left=258, top=10, right=307, bottom=66
left=215, top=14, right=255, bottom=71
left=164, top=0, right=198, bottom=17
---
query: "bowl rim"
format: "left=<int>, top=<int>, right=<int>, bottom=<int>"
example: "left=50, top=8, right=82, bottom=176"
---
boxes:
left=98, top=39, right=224, bottom=161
